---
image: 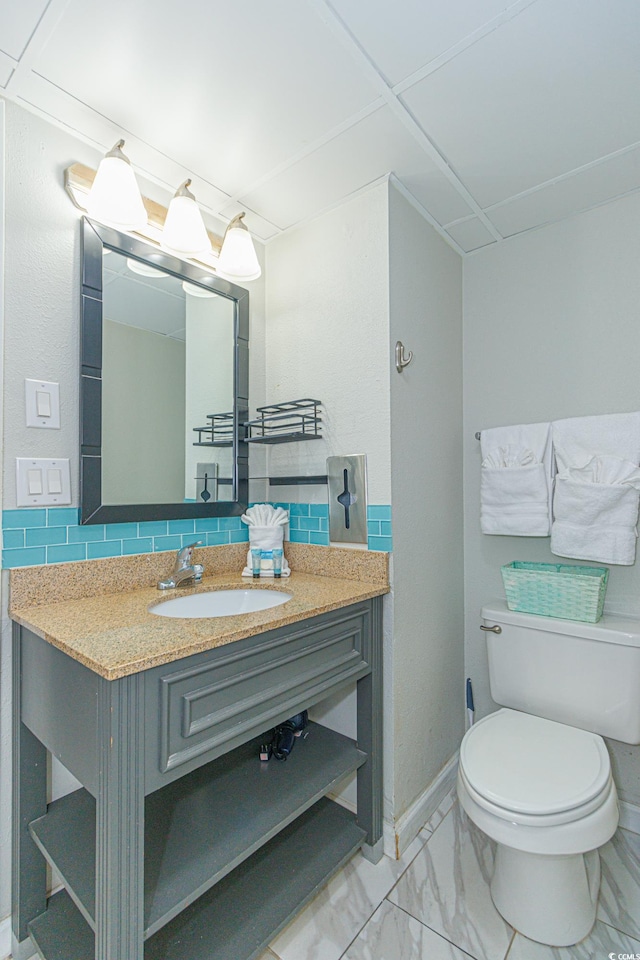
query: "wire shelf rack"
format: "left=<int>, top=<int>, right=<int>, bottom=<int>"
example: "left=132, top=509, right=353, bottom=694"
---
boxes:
left=245, top=399, right=322, bottom=445
left=193, top=412, right=235, bottom=447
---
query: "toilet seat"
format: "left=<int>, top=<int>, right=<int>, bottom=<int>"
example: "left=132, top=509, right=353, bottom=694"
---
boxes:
left=458, top=764, right=613, bottom=828
left=460, top=709, right=611, bottom=823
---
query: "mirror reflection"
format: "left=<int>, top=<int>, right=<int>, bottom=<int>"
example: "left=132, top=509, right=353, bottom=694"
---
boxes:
left=101, top=249, right=235, bottom=506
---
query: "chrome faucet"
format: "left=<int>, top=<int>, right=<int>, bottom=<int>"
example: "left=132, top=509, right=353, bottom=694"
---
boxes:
left=157, top=541, right=205, bottom=590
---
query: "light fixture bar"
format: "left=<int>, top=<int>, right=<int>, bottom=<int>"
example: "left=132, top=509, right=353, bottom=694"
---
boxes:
left=64, top=161, right=224, bottom=256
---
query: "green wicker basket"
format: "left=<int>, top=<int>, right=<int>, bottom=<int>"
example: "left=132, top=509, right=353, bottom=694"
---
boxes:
left=501, top=561, right=609, bottom=623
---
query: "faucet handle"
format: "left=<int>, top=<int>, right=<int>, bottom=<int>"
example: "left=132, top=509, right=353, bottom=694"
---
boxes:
left=176, top=540, right=203, bottom=564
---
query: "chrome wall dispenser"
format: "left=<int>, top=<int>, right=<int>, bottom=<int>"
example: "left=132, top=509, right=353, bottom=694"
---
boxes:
left=327, top=455, right=368, bottom=545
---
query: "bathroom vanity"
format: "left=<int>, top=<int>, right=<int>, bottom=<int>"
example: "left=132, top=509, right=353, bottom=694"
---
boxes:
left=11, top=562, right=386, bottom=960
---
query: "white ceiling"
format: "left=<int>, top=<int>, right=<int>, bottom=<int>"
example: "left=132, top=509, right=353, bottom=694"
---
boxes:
left=2, top=0, right=639, bottom=254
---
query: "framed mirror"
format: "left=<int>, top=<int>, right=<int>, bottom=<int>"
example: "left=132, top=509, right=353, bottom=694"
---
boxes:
left=80, top=218, right=249, bottom=524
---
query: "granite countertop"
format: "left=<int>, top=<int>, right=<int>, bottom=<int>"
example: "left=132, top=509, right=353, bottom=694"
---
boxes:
left=11, top=560, right=389, bottom=680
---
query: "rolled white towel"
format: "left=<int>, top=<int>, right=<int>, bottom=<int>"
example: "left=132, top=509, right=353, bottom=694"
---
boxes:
left=241, top=504, right=289, bottom=527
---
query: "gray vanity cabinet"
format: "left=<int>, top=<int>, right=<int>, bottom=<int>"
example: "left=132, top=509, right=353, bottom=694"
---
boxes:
left=12, top=598, right=383, bottom=960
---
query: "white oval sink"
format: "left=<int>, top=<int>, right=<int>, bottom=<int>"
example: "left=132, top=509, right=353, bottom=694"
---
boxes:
left=149, top=589, right=292, bottom=619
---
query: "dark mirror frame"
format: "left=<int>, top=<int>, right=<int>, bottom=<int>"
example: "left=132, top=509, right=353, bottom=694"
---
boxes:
left=80, top=217, right=249, bottom=524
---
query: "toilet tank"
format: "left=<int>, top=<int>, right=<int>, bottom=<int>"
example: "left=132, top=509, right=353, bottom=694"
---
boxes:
left=482, top=601, right=640, bottom=743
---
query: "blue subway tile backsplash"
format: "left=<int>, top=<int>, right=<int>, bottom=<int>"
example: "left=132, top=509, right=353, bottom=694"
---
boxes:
left=47, top=543, right=86, bottom=564
left=139, top=521, right=169, bottom=538
left=67, top=525, right=106, bottom=543
left=3, top=529, right=25, bottom=549
left=167, top=519, right=195, bottom=535
left=367, top=505, right=392, bottom=521
left=87, top=540, right=124, bottom=560
left=105, top=522, right=138, bottom=540
left=299, top=517, right=321, bottom=532
left=25, top=526, right=68, bottom=547
left=3, top=508, right=48, bottom=529
left=1, top=501, right=392, bottom=568
left=153, top=535, right=184, bottom=553
left=2, top=546, right=47, bottom=568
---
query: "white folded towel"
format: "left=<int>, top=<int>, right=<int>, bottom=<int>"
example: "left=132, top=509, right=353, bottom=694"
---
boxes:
left=480, top=422, right=553, bottom=536
left=551, top=413, right=640, bottom=565
left=552, top=412, right=640, bottom=473
left=241, top=504, right=291, bottom=577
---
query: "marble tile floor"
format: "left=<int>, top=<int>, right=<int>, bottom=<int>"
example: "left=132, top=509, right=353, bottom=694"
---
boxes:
left=259, top=794, right=640, bottom=960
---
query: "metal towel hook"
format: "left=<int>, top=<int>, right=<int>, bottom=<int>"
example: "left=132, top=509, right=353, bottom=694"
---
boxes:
left=395, top=340, right=413, bottom=373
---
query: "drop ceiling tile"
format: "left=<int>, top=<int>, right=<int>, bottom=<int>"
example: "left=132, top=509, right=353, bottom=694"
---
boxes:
left=31, top=0, right=380, bottom=197
left=401, top=0, right=640, bottom=207
left=487, top=146, right=640, bottom=237
left=327, top=0, right=521, bottom=85
left=0, top=0, right=49, bottom=60
left=0, top=51, right=15, bottom=88
left=13, top=72, right=232, bottom=213
left=445, top=217, right=496, bottom=252
left=240, top=106, right=473, bottom=229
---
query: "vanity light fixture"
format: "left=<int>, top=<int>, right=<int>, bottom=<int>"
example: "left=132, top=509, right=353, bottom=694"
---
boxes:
left=216, top=213, right=261, bottom=282
left=65, top=147, right=262, bottom=282
left=161, top=180, right=212, bottom=259
left=85, top=140, right=147, bottom=231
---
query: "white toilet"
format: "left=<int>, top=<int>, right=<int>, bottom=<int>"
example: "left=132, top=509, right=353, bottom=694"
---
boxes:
left=457, top=601, right=640, bottom=947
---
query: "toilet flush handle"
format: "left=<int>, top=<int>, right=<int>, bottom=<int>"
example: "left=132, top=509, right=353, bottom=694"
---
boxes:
left=480, top=624, right=502, bottom=634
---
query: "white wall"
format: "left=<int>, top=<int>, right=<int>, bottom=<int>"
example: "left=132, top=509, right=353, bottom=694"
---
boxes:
left=3, top=101, right=100, bottom=509
left=463, top=191, right=640, bottom=806
left=264, top=183, right=391, bottom=813
left=266, top=182, right=466, bottom=836
left=264, top=183, right=390, bottom=505
left=389, top=184, right=464, bottom=819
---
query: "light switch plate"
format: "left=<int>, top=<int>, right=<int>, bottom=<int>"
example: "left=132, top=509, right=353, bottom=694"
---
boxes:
left=25, top=379, right=60, bottom=429
left=16, top=458, right=71, bottom=506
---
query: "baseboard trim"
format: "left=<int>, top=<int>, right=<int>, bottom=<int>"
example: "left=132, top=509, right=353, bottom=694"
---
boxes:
left=383, top=752, right=458, bottom=860
left=0, top=916, right=9, bottom=960
left=619, top=799, right=640, bottom=835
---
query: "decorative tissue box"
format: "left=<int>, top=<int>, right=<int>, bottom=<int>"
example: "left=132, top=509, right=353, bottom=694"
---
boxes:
left=501, top=561, right=609, bottom=623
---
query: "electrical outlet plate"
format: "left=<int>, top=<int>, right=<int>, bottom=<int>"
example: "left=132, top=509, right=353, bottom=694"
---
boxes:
left=327, top=455, right=368, bottom=545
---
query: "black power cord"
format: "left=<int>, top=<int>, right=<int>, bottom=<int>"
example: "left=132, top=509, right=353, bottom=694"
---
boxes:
left=260, top=711, right=309, bottom=762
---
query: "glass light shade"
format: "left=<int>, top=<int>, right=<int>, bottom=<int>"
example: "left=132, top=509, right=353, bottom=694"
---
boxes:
left=216, top=215, right=261, bottom=282
left=86, top=153, right=147, bottom=231
left=182, top=281, right=216, bottom=298
left=126, top=258, right=169, bottom=278
left=162, top=192, right=212, bottom=259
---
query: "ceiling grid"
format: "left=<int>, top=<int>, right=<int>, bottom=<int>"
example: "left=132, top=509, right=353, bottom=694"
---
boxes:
left=1, top=0, right=639, bottom=254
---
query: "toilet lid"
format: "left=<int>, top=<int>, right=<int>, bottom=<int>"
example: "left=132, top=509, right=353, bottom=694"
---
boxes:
left=460, top=709, right=611, bottom=816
